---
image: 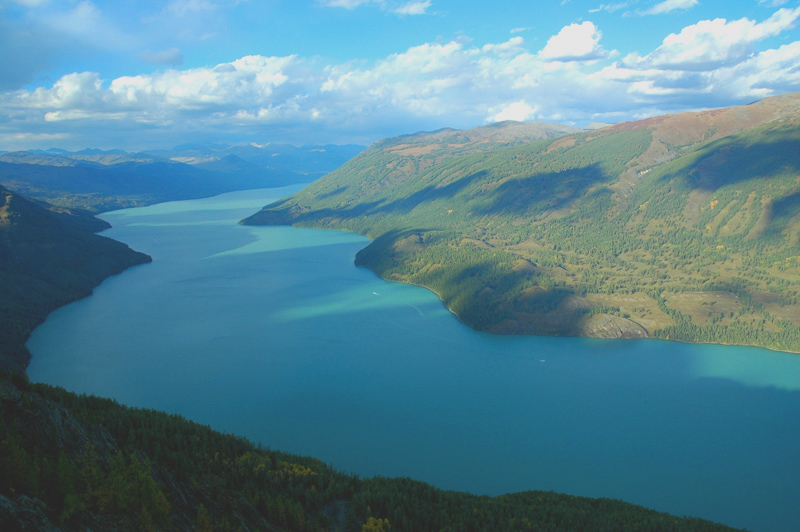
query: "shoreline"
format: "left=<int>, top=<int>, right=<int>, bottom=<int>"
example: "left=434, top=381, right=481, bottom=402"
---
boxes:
left=345, top=236, right=800, bottom=356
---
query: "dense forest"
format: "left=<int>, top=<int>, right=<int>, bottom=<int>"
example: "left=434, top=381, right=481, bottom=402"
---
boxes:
left=244, top=93, right=800, bottom=353
left=0, top=372, right=745, bottom=531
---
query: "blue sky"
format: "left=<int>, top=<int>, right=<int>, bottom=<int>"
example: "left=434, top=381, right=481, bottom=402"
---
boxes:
left=1, top=0, right=800, bottom=150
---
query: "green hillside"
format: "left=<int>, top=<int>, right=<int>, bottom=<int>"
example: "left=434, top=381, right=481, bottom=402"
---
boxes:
left=0, top=373, right=745, bottom=531
left=0, top=185, right=150, bottom=373
left=244, top=94, right=800, bottom=352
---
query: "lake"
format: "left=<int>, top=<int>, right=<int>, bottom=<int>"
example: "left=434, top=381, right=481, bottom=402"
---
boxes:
left=27, top=186, right=800, bottom=532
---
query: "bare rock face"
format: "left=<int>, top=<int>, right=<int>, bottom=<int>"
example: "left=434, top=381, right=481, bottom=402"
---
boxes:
left=580, top=314, right=649, bottom=339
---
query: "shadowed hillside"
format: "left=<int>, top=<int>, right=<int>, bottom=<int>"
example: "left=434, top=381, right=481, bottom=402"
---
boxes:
left=244, top=94, right=800, bottom=352
left=0, top=186, right=150, bottom=372
left=0, top=373, right=745, bottom=531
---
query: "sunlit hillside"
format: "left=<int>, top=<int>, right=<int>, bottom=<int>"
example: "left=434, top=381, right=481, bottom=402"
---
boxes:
left=245, top=94, right=800, bottom=352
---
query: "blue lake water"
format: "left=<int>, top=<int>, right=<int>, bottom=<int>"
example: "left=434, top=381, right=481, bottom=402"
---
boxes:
left=27, top=186, right=800, bottom=532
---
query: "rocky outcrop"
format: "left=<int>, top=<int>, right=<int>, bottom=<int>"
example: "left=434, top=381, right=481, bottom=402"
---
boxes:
left=580, top=314, right=649, bottom=339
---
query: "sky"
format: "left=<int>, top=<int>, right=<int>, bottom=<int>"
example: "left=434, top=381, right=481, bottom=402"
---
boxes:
left=1, top=0, right=800, bottom=151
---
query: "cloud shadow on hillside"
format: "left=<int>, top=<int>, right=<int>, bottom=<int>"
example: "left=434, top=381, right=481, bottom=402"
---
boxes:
left=670, top=137, right=800, bottom=191
left=473, top=163, right=610, bottom=218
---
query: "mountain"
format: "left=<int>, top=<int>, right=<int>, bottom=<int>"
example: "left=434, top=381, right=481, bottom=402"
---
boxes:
left=375, top=120, right=581, bottom=150
left=0, top=185, right=150, bottom=373
left=243, top=95, right=800, bottom=352
left=0, top=142, right=365, bottom=214
left=0, top=373, right=744, bottom=531
left=0, top=155, right=215, bottom=212
left=151, top=142, right=366, bottom=176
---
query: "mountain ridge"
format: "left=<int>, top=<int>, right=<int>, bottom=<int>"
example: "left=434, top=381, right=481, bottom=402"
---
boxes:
left=0, top=142, right=366, bottom=213
left=244, top=93, right=800, bottom=352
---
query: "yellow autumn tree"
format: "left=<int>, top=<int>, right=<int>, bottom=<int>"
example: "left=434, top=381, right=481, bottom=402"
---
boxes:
left=362, top=516, right=391, bottom=532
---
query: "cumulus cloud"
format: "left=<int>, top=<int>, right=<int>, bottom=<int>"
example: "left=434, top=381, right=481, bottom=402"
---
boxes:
left=620, top=7, right=800, bottom=71
left=487, top=101, right=538, bottom=122
left=643, top=0, right=698, bottom=16
left=2, top=8, right=800, bottom=150
left=712, top=40, right=800, bottom=99
left=598, top=7, right=800, bottom=108
left=539, top=21, right=611, bottom=61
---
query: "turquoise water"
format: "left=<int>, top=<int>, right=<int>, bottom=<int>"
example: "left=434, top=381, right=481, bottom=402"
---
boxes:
left=27, top=187, right=800, bottom=532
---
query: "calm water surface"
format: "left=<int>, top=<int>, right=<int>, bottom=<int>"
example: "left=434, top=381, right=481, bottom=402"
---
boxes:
left=27, top=187, right=800, bottom=532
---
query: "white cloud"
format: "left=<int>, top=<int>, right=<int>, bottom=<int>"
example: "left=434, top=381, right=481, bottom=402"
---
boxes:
left=644, top=0, right=698, bottom=16
left=20, top=72, right=108, bottom=110
left=482, top=36, right=526, bottom=56
left=712, top=40, right=800, bottom=99
left=2, top=11, right=800, bottom=150
left=393, top=0, right=431, bottom=15
left=487, top=101, right=538, bottom=122
left=621, top=7, right=800, bottom=71
left=510, top=27, right=530, bottom=34
left=108, top=55, right=298, bottom=111
left=539, top=21, right=611, bottom=61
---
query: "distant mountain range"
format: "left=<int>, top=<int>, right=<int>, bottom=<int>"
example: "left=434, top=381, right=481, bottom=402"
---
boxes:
left=0, top=142, right=365, bottom=213
left=245, top=94, right=800, bottom=352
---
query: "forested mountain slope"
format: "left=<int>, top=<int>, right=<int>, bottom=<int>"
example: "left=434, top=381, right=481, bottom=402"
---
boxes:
left=0, top=142, right=361, bottom=213
left=244, top=94, right=800, bottom=352
left=0, top=186, right=150, bottom=372
left=0, top=373, right=745, bottom=531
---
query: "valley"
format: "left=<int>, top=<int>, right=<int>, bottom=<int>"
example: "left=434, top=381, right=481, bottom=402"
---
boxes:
left=3, top=97, right=800, bottom=531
